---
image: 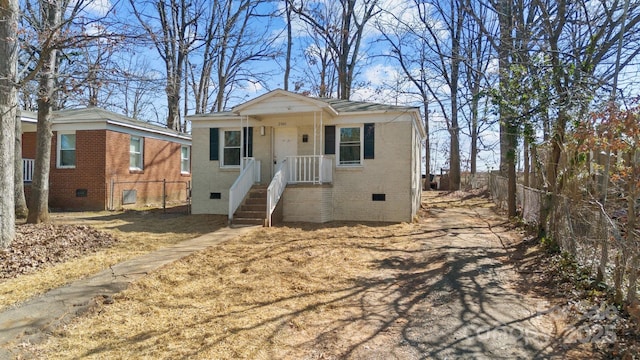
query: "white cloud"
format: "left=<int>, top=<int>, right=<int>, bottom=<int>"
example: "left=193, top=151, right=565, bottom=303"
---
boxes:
left=71, top=0, right=112, bottom=17
left=243, top=81, right=264, bottom=94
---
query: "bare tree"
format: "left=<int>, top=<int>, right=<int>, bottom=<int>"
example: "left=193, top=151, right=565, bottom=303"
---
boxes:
left=284, top=0, right=293, bottom=91
left=289, top=0, right=380, bottom=100
left=114, top=56, right=164, bottom=120
left=20, top=0, right=116, bottom=224
left=0, top=0, right=19, bottom=247
left=190, top=0, right=279, bottom=113
left=297, top=26, right=338, bottom=97
left=379, top=0, right=465, bottom=190
left=460, top=1, right=496, bottom=176
left=25, top=0, right=62, bottom=224
left=129, top=0, right=203, bottom=130
left=376, top=3, right=436, bottom=189
left=15, top=111, right=28, bottom=219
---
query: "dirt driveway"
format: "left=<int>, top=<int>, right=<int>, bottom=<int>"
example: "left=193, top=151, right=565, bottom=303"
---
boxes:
left=27, top=192, right=588, bottom=359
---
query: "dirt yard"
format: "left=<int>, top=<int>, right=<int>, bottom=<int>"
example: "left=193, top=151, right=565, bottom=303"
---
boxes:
left=0, top=208, right=226, bottom=311
left=16, top=192, right=601, bottom=359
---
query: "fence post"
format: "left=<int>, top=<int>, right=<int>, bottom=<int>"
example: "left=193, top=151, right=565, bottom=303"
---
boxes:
left=110, top=178, right=115, bottom=211
left=187, top=181, right=191, bottom=214
left=163, top=179, right=166, bottom=213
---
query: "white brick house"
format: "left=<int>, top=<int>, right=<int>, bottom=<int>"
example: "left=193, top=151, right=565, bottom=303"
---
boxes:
left=188, top=89, right=425, bottom=225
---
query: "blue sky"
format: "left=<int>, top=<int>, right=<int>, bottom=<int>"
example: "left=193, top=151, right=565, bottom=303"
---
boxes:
left=81, top=0, right=640, bottom=174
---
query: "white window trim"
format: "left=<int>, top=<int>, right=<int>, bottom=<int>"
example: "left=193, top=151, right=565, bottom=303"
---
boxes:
left=130, top=136, right=144, bottom=171
left=336, top=125, right=363, bottom=167
left=56, top=131, right=76, bottom=169
left=181, top=145, right=191, bottom=174
left=220, top=128, right=242, bottom=168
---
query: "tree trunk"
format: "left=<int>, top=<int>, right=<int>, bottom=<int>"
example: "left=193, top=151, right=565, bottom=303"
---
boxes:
left=423, top=99, right=430, bottom=191
left=0, top=0, right=19, bottom=248
left=27, top=1, right=60, bottom=224
left=166, top=80, right=181, bottom=130
left=338, top=1, right=352, bottom=100
left=448, top=1, right=463, bottom=191
left=497, top=0, right=512, bottom=176
left=27, top=81, right=55, bottom=224
left=626, top=159, right=637, bottom=303
left=523, top=137, right=530, bottom=187
left=497, top=0, right=516, bottom=217
left=470, top=98, right=478, bottom=175
left=506, top=124, right=518, bottom=217
left=15, top=111, right=28, bottom=219
left=284, top=0, right=292, bottom=91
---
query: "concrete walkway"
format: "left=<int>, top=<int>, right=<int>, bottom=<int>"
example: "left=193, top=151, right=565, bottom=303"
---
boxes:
left=0, top=225, right=257, bottom=357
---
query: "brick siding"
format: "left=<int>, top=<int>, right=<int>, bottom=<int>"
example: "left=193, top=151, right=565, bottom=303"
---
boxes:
left=22, top=129, right=191, bottom=211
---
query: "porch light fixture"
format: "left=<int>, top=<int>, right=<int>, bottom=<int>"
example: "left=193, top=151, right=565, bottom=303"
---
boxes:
left=260, top=126, right=265, bottom=136
left=302, top=134, right=309, bottom=143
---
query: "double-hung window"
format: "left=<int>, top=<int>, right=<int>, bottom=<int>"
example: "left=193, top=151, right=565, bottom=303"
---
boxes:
left=222, top=130, right=241, bottom=167
left=181, top=145, right=191, bottom=173
left=338, top=126, right=362, bottom=165
left=57, top=132, right=76, bottom=168
left=130, top=136, right=144, bottom=170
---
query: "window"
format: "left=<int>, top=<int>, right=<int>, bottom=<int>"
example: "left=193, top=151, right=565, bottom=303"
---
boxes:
left=222, top=130, right=241, bottom=166
left=338, top=126, right=362, bottom=165
left=130, top=136, right=143, bottom=170
left=181, top=146, right=190, bottom=173
left=57, top=132, right=76, bottom=168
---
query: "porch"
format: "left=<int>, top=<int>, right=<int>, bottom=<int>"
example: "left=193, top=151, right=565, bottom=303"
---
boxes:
left=229, top=155, right=333, bottom=226
left=23, top=159, right=34, bottom=182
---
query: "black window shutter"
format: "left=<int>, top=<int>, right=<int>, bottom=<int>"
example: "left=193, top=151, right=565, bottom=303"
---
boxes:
left=209, top=128, right=219, bottom=160
left=364, top=123, right=375, bottom=159
left=325, top=125, right=335, bottom=155
left=243, top=127, right=253, bottom=157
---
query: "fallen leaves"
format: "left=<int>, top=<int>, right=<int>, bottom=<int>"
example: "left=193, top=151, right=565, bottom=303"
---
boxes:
left=0, top=224, right=117, bottom=280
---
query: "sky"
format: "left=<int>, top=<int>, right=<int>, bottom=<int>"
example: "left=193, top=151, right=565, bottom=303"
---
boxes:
left=75, top=0, right=640, bottom=174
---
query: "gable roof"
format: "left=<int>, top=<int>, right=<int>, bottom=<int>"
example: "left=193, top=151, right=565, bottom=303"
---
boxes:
left=231, top=89, right=338, bottom=117
left=231, top=89, right=419, bottom=115
left=20, top=107, right=191, bottom=143
left=315, top=97, right=419, bottom=113
left=188, top=89, right=426, bottom=139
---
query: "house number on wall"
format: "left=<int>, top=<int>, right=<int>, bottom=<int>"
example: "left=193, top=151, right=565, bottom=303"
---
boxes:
left=277, top=122, right=287, bottom=126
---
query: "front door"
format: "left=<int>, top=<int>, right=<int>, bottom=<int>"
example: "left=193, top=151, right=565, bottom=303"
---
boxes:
left=273, top=127, right=297, bottom=175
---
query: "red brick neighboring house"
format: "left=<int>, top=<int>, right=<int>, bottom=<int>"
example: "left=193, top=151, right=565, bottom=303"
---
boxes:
left=20, top=108, right=192, bottom=211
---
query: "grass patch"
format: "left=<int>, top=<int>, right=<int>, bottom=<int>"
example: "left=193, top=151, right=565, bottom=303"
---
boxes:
left=0, top=208, right=226, bottom=311
left=32, top=221, right=424, bottom=359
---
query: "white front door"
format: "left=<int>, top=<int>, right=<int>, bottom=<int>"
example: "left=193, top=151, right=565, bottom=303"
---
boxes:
left=273, top=127, right=297, bottom=172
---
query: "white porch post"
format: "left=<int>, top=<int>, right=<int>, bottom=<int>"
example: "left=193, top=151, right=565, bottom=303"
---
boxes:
left=320, top=112, right=324, bottom=183
left=240, top=115, right=245, bottom=170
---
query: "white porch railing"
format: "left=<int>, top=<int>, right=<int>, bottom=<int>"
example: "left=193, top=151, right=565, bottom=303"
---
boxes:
left=266, top=159, right=289, bottom=227
left=266, top=156, right=332, bottom=227
left=23, top=159, right=34, bottom=182
left=229, top=157, right=260, bottom=221
left=285, top=155, right=333, bottom=184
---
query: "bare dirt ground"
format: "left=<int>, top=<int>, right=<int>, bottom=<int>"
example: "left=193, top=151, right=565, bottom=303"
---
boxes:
left=14, top=191, right=606, bottom=359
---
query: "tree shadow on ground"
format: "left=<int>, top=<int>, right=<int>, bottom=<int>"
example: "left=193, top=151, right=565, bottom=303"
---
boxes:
left=51, top=207, right=227, bottom=235
left=69, top=194, right=589, bottom=359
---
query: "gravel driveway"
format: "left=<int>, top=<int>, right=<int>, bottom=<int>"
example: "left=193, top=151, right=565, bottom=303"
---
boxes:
left=313, top=193, right=569, bottom=360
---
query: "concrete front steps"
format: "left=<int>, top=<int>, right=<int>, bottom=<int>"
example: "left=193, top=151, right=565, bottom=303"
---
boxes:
left=231, top=185, right=267, bottom=226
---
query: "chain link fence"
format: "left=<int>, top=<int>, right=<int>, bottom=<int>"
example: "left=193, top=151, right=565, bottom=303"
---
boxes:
left=489, top=172, right=639, bottom=304
left=108, top=178, right=191, bottom=213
